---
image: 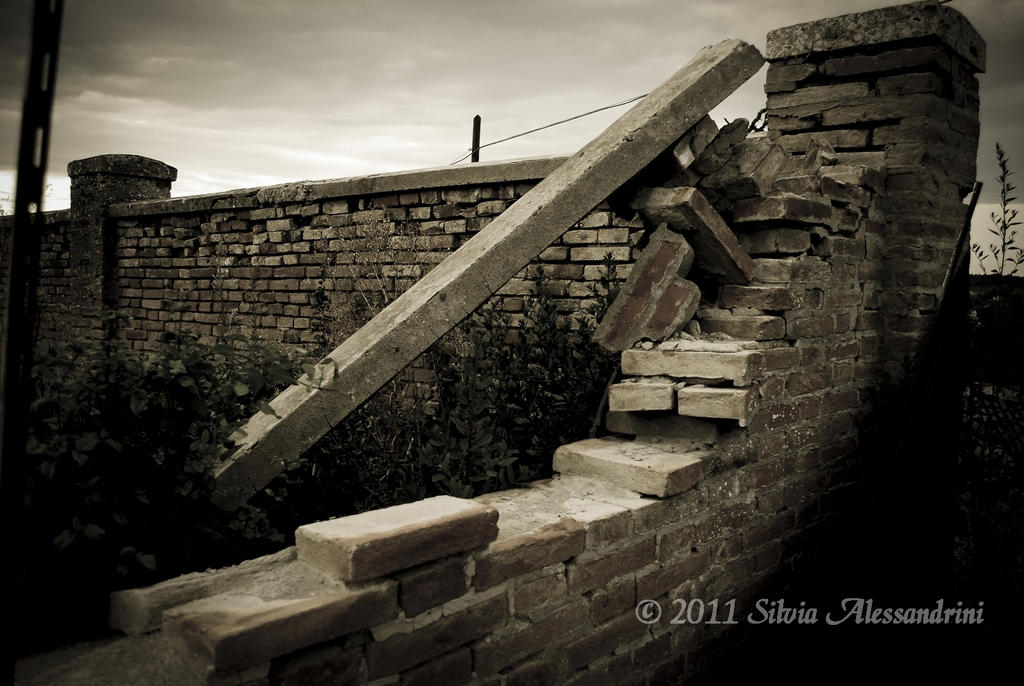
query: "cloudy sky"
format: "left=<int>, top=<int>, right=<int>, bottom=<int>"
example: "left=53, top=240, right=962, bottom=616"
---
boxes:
left=1, top=0, right=1022, bottom=269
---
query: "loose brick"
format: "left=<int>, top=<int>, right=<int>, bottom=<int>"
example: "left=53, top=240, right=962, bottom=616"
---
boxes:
left=554, top=437, right=712, bottom=498
left=731, top=195, right=832, bottom=226
left=632, top=186, right=754, bottom=284
left=677, top=386, right=757, bottom=426
left=620, top=349, right=766, bottom=386
left=608, top=377, right=677, bottom=412
left=691, top=118, right=749, bottom=177
left=593, top=226, right=696, bottom=350
left=697, top=137, right=793, bottom=206
left=164, top=583, right=397, bottom=674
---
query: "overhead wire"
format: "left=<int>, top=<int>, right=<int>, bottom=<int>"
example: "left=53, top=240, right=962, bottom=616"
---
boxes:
left=448, top=92, right=649, bottom=166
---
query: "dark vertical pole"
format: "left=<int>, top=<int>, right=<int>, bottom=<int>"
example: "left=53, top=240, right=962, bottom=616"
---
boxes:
left=2, top=0, right=64, bottom=672
left=471, top=115, right=481, bottom=163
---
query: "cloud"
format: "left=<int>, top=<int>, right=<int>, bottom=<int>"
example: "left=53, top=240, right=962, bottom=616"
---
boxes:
left=0, top=0, right=1020, bottom=213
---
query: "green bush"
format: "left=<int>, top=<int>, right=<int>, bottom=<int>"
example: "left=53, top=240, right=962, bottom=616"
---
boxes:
left=22, top=327, right=297, bottom=642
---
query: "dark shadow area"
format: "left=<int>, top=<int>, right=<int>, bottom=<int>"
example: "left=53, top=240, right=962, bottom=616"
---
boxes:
left=708, top=276, right=1023, bottom=684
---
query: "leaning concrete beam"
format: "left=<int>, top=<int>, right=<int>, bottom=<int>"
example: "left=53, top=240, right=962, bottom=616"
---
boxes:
left=212, top=40, right=764, bottom=508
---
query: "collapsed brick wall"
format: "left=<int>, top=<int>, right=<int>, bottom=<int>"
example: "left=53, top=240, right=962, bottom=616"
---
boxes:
left=259, top=159, right=884, bottom=686
left=12, top=2, right=989, bottom=684
left=136, top=142, right=888, bottom=683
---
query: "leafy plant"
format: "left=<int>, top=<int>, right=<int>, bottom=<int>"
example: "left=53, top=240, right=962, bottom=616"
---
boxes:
left=972, top=143, right=1023, bottom=277
left=423, top=294, right=616, bottom=496
left=21, top=324, right=299, bottom=643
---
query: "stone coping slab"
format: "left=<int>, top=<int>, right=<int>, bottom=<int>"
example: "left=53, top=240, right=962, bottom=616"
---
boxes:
left=108, top=547, right=349, bottom=635
left=553, top=437, right=717, bottom=497
left=296, top=495, right=499, bottom=581
left=766, top=0, right=985, bottom=73
left=163, top=583, right=396, bottom=674
left=109, top=156, right=567, bottom=217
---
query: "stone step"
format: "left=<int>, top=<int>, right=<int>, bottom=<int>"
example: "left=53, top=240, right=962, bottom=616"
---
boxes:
left=676, top=385, right=758, bottom=426
left=553, top=437, right=717, bottom=498
left=620, top=349, right=766, bottom=386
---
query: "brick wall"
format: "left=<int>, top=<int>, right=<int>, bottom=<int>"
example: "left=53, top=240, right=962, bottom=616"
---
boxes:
left=17, top=157, right=644, bottom=356
left=764, top=0, right=984, bottom=382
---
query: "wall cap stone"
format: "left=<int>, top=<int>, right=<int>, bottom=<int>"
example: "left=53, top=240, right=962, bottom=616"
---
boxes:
left=68, top=154, right=178, bottom=181
left=766, top=0, right=985, bottom=73
left=108, top=155, right=568, bottom=218
left=0, top=209, right=69, bottom=229
left=295, top=496, right=499, bottom=581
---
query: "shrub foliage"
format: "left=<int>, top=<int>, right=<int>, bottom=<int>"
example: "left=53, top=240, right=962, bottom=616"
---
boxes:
left=22, top=328, right=296, bottom=642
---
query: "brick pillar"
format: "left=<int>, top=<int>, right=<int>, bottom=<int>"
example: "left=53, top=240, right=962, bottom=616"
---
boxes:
left=63, top=154, right=176, bottom=339
left=764, top=0, right=985, bottom=382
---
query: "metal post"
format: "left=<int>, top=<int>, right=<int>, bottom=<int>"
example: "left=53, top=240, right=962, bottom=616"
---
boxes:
left=2, top=0, right=64, bottom=671
left=471, top=115, right=481, bottom=163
